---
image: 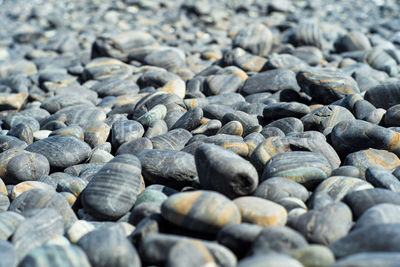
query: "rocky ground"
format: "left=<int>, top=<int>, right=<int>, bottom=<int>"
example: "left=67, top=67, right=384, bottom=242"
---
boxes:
left=1, top=0, right=400, bottom=266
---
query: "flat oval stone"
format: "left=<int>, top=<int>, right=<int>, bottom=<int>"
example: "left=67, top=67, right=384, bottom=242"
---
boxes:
left=217, top=121, right=243, bottom=136
left=139, top=233, right=237, bottom=267
left=244, top=132, right=265, bottom=157
left=10, top=181, right=54, bottom=200
left=12, top=208, right=64, bottom=261
left=263, top=102, right=310, bottom=122
left=137, top=104, right=167, bottom=128
left=334, top=31, right=371, bottom=52
left=84, top=122, right=110, bottom=148
left=82, top=154, right=142, bottom=220
left=289, top=202, right=353, bottom=245
left=331, top=120, right=400, bottom=158
left=151, top=129, right=192, bottom=150
left=195, top=144, right=258, bottom=198
left=19, top=244, right=91, bottom=267
left=248, top=225, right=308, bottom=256
left=217, top=223, right=263, bottom=258
left=202, top=104, right=235, bottom=121
left=289, top=245, right=335, bottom=267
left=171, top=107, right=203, bottom=131
left=297, top=69, right=360, bottom=104
left=384, top=104, right=400, bottom=127
left=166, top=240, right=216, bottom=267
left=9, top=189, right=77, bottom=229
left=328, top=224, right=400, bottom=258
left=7, top=123, right=33, bottom=144
left=365, top=48, right=397, bottom=76
left=253, top=177, right=309, bottom=202
left=266, top=117, right=304, bottom=135
left=5, top=152, right=49, bottom=183
left=331, top=166, right=361, bottom=178
left=365, top=166, right=400, bottom=192
left=0, top=239, right=17, bottom=267
left=111, top=120, right=144, bottom=148
left=331, top=252, right=400, bottom=267
left=90, top=79, right=139, bottom=97
left=314, top=176, right=373, bottom=201
left=191, top=119, right=222, bottom=136
left=264, top=53, right=309, bottom=73
left=55, top=105, right=106, bottom=128
left=204, top=73, right=243, bottom=96
left=4, top=115, right=40, bottom=132
left=0, top=135, right=27, bottom=153
left=301, top=105, right=355, bottom=134
left=116, top=137, right=153, bottom=156
left=344, top=188, right=400, bottom=219
left=137, top=70, right=185, bottom=99
left=232, top=24, right=273, bottom=56
left=25, top=135, right=91, bottom=169
left=0, top=211, right=24, bottom=240
left=365, top=81, right=400, bottom=109
left=201, top=134, right=249, bottom=157
left=262, top=151, right=332, bottom=189
left=355, top=203, right=400, bottom=229
left=145, top=119, right=168, bottom=138
left=233, top=196, right=287, bottom=226
left=49, top=125, right=84, bottom=140
left=40, top=94, right=94, bottom=113
left=241, top=69, right=299, bottom=96
left=161, top=190, right=241, bottom=234
left=344, top=148, right=400, bottom=178
left=237, top=254, right=303, bottom=267
left=137, top=149, right=197, bottom=189
left=78, top=228, right=141, bottom=267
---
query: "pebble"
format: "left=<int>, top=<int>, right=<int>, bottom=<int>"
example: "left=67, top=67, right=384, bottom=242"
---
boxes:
left=0, top=0, right=400, bottom=265
left=329, top=223, right=400, bottom=258
left=331, top=252, right=400, bottom=267
left=195, top=144, right=258, bottom=198
left=12, top=208, right=64, bottom=260
left=248, top=225, right=308, bottom=256
left=77, top=228, right=141, bottom=267
left=25, top=135, right=92, bottom=169
left=344, top=188, right=400, bottom=219
left=82, top=154, right=142, bottom=220
left=354, top=203, right=400, bottom=229
left=261, top=151, right=332, bottom=189
left=0, top=239, right=17, bottom=267
left=161, top=190, right=241, bottom=234
left=289, top=202, right=353, bottom=245
left=233, top=196, right=287, bottom=226
left=137, top=149, right=197, bottom=189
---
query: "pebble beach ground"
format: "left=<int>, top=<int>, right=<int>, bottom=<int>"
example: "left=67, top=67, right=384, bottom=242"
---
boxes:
left=1, top=0, right=400, bottom=266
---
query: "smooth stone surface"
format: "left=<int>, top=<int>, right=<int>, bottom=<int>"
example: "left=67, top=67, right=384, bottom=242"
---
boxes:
left=344, top=188, right=400, bottom=219
left=151, top=129, right=192, bottom=150
left=289, top=202, right=353, bottom=245
left=19, top=244, right=91, bottom=267
left=314, top=176, right=373, bottom=201
left=166, top=240, right=217, bottom=267
left=217, top=223, right=263, bottom=258
left=329, top=223, right=400, bottom=258
left=111, top=120, right=144, bottom=148
left=5, top=151, right=49, bottom=184
left=289, top=245, right=335, bottom=267
left=9, top=189, right=77, bottom=229
left=82, top=154, right=142, bottom=220
left=253, top=177, right=309, bottom=203
left=331, top=252, right=400, bottom=267
left=355, top=203, right=400, bottom=229
left=116, top=137, right=153, bottom=156
left=237, top=254, right=304, bottom=267
left=77, top=228, right=141, bottom=267
left=248, top=225, right=308, bottom=256
left=344, top=148, right=400, bottom=178
left=12, top=208, right=64, bottom=260
left=365, top=166, right=400, bottom=192
left=137, top=149, right=197, bottom=189
left=161, top=190, right=241, bottom=234
left=0, top=211, right=24, bottom=240
left=195, top=144, right=258, bottom=198
left=0, top=239, right=17, bottom=267
left=331, top=119, right=400, bottom=157
left=233, top=196, right=287, bottom=226
left=25, top=135, right=91, bottom=169
left=261, top=151, right=332, bottom=189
